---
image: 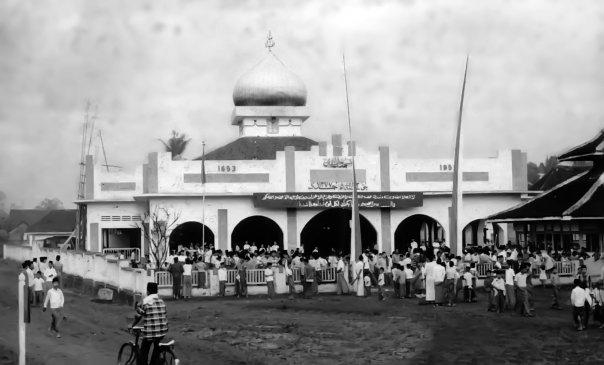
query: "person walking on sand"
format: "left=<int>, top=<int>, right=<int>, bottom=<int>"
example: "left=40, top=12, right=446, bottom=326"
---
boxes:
left=43, top=278, right=64, bottom=338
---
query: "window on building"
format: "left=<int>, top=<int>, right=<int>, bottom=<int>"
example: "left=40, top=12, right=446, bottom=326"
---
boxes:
left=586, top=233, right=600, bottom=252
left=268, top=117, right=279, bottom=134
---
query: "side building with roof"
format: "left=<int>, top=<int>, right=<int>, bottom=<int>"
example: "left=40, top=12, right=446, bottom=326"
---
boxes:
left=488, top=130, right=604, bottom=252
left=76, top=41, right=533, bottom=258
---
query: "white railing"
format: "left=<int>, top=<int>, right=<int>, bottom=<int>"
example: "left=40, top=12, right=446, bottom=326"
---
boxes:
left=102, top=248, right=140, bottom=261
left=476, top=261, right=576, bottom=278
left=476, top=263, right=493, bottom=278
left=556, top=261, right=576, bottom=276
left=155, top=271, right=200, bottom=287
left=292, top=268, right=302, bottom=283
left=319, top=267, right=336, bottom=282
left=246, top=269, right=266, bottom=284
left=227, top=270, right=237, bottom=285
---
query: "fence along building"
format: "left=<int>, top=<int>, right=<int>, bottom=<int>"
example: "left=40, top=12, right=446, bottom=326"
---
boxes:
left=76, top=40, right=532, bottom=259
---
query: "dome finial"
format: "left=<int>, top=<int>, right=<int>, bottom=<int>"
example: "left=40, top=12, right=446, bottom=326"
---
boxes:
left=265, top=31, right=275, bottom=52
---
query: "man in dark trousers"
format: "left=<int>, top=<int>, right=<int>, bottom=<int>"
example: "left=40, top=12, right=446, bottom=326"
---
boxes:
left=168, top=258, right=184, bottom=300
left=130, top=282, right=168, bottom=365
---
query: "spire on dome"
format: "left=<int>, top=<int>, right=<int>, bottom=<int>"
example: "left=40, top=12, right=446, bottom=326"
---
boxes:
left=265, top=31, right=275, bottom=53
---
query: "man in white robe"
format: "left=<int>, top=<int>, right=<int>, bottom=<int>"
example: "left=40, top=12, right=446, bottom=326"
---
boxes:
left=424, top=257, right=437, bottom=302
left=353, top=256, right=365, bottom=297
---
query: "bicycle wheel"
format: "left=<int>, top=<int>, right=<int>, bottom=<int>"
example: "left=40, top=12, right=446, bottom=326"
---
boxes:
left=159, top=348, right=177, bottom=365
left=117, top=342, right=137, bottom=365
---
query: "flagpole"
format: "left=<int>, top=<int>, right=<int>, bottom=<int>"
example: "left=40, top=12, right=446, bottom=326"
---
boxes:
left=201, top=141, right=206, bottom=249
left=343, top=54, right=362, bottom=260
left=451, top=55, right=470, bottom=257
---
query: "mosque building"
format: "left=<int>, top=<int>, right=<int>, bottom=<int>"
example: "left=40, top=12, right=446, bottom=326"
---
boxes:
left=77, top=38, right=532, bottom=258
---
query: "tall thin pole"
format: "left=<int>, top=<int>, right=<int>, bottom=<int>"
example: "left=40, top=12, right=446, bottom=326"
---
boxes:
left=18, top=273, right=25, bottom=365
left=201, top=141, right=206, bottom=248
left=343, top=54, right=362, bottom=259
left=451, top=55, right=470, bottom=256
left=99, top=130, right=110, bottom=172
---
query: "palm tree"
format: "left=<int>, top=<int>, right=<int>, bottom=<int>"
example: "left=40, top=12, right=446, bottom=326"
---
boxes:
left=159, top=130, right=191, bottom=160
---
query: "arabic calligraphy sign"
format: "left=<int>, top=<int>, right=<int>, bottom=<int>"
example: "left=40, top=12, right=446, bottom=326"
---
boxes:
left=252, top=192, right=423, bottom=209
left=323, top=157, right=352, bottom=168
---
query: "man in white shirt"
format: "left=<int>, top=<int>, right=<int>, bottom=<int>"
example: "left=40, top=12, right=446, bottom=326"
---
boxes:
left=514, top=265, right=532, bottom=317
left=43, top=277, right=64, bottom=338
left=505, top=262, right=516, bottom=310
left=243, top=242, right=250, bottom=251
left=44, top=261, right=58, bottom=293
left=270, top=242, right=280, bottom=253
left=410, top=240, right=418, bottom=252
left=265, top=263, right=275, bottom=300
left=25, top=261, right=35, bottom=305
left=571, top=279, right=592, bottom=331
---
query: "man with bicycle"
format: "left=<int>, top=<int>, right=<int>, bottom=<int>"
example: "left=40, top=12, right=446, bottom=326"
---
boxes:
left=130, top=282, right=168, bottom=365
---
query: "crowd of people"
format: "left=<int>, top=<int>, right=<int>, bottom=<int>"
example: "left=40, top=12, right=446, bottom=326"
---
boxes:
left=19, top=255, right=65, bottom=338
left=152, top=239, right=603, bottom=331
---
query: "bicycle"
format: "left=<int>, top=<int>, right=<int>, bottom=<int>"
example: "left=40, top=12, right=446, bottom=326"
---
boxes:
left=117, top=326, right=179, bottom=365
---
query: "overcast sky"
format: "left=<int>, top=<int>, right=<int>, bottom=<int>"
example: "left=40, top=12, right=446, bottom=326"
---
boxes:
left=1, top=0, right=603, bottom=209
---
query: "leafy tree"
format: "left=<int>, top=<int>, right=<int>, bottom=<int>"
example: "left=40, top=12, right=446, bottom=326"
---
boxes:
left=527, top=156, right=558, bottom=187
left=527, top=162, right=540, bottom=186
left=158, top=130, right=191, bottom=160
left=36, top=198, right=63, bottom=210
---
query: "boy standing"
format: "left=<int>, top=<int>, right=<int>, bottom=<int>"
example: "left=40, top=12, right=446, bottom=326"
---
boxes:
left=404, top=265, right=414, bottom=298
left=44, top=261, right=57, bottom=293
left=392, top=264, right=401, bottom=298
left=43, top=278, right=64, bottom=338
left=550, top=266, right=562, bottom=310
left=33, top=271, right=45, bottom=306
left=491, top=270, right=506, bottom=313
left=444, top=261, right=458, bottom=307
left=377, top=268, right=385, bottom=301
left=505, top=261, right=516, bottom=310
left=218, top=262, right=227, bottom=296
left=514, top=265, right=533, bottom=317
left=463, top=267, right=475, bottom=303
left=571, top=279, right=591, bottom=331
left=265, top=262, right=275, bottom=300
left=364, top=274, right=371, bottom=297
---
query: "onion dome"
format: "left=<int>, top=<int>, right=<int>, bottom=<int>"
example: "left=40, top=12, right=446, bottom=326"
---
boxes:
left=233, top=39, right=307, bottom=107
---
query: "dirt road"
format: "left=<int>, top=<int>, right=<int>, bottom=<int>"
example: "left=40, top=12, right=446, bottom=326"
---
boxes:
left=1, top=259, right=604, bottom=364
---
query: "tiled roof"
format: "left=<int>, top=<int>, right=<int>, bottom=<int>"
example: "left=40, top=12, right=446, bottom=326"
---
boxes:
left=196, top=136, right=318, bottom=160
left=25, top=210, right=76, bottom=233
left=7, top=209, right=51, bottom=230
left=489, top=130, right=604, bottom=221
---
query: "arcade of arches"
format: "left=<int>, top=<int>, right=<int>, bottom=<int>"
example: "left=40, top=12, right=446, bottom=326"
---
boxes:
left=394, top=214, right=445, bottom=252
left=231, top=215, right=284, bottom=251
left=168, top=221, right=215, bottom=253
left=462, top=219, right=503, bottom=247
left=300, top=208, right=377, bottom=256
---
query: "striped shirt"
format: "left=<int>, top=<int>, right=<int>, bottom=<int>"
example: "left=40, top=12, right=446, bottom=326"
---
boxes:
left=136, top=294, right=168, bottom=339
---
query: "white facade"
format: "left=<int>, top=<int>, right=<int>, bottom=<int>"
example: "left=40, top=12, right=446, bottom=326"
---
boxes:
left=78, top=47, right=533, bottom=257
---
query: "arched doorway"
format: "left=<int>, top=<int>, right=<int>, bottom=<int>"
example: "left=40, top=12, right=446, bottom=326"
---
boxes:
left=231, top=215, right=283, bottom=251
left=394, top=214, right=445, bottom=252
left=300, top=208, right=377, bottom=256
left=463, top=219, right=503, bottom=248
left=168, top=221, right=214, bottom=254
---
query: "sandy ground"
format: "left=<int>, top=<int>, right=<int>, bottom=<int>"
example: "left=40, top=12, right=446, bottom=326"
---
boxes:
left=1, top=258, right=604, bottom=365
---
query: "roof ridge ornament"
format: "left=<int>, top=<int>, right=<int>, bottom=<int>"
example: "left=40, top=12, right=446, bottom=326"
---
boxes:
left=265, top=31, right=275, bottom=52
